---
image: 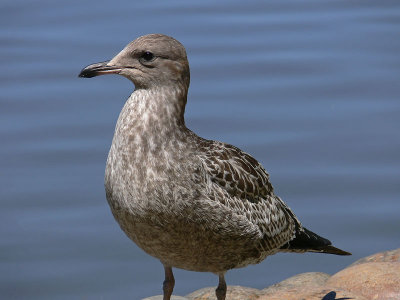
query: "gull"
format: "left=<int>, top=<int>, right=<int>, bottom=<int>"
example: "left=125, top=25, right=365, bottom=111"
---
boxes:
left=79, top=34, right=351, bottom=300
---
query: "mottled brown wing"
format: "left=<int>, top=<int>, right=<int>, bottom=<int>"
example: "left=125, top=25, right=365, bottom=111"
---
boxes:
left=198, top=140, right=274, bottom=203
left=198, top=139, right=299, bottom=251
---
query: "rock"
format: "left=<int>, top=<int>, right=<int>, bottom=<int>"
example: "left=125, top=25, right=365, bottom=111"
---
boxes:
left=258, top=272, right=366, bottom=300
left=327, top=261, right=400, bottom=300
left=350, top=248, right=400, bottom=266
left=186, top=285, right=261, bottom=300
left=185, top=273, right=367, bottom=300
left=143, top=296, right=189, bottom=300
left=146, top=249, right=400, bottom=300
left=261, top=272, right=331, bottom=294
left=259, top=287, right=367, bottom=300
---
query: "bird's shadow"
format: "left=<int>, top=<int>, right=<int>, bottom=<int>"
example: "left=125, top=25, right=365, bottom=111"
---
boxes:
left=321, top=291, right=352, bottom=300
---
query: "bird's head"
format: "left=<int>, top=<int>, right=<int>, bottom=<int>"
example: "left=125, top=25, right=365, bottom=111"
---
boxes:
left=79, top=34, right=190, bottom=90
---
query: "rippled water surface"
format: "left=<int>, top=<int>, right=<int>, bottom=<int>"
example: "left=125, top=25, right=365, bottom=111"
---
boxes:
left=1, top=1, right=399, bottom=299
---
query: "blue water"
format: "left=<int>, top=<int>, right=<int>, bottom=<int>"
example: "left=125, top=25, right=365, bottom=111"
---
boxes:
left=1, top=1, right=399, bottom=299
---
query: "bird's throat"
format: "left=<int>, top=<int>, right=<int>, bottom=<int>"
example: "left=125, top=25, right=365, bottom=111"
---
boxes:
left=113, top=87, right=188, bottom=152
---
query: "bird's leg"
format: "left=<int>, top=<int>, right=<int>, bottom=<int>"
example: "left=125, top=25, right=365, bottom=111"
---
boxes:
left=215, top=273, right=227, bottom=300
left=162, top=265, right=175, bottom=300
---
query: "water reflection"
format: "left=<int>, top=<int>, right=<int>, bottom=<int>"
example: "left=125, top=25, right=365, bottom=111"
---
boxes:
left=1, top=0, right=399, bottom=299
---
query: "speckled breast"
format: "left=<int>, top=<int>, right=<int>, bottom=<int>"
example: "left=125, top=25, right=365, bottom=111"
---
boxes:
left=105, top=161, right=266, bottom=273
left=107, top=195, right=268, bottom=273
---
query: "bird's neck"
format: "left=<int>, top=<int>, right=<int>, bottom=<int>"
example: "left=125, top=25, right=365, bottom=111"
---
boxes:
left=114, top=86, right=189, bottom=144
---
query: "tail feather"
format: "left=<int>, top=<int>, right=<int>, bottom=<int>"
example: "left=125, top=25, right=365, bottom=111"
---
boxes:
left=311, top=245, right=352, bottom=256
left=280, top=227, right=351, bottom=256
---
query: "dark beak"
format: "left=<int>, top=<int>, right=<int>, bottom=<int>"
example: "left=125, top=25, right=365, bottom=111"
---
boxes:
left=78, top=61, right=122, bottom=78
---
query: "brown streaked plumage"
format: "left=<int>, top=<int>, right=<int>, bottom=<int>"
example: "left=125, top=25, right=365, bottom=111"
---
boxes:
left=79, top=34, right=351, bottom=300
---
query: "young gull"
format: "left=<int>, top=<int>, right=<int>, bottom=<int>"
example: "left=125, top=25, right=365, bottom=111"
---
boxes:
left=79, top=34, right=351, bottom=300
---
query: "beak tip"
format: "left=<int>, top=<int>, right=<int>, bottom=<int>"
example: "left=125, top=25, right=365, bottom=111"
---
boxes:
left=78, top=61, right=112, bottom=79
left=78, top=69, right=95, bottom=78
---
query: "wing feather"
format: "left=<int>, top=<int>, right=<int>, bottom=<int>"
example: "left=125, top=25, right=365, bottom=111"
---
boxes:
left=197, top=139, right=301, bottom=252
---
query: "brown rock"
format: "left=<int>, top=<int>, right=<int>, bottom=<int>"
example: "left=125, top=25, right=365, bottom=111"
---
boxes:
left=259, top=287, right=367, bottom=300
left=143, top=296, right=189, bottom=300
left=350, top=248, right=400, bottom=266
left=150, top=249, right=400, bottom=300
left=261, top=272, right=331, bottom=294
left=327, top=262, right=400, bottom=300
left=258, top=272, right=366, bottom=300
left=186, top=285, right=261, bottom=300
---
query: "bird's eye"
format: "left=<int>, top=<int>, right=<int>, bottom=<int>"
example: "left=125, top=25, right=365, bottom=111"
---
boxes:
left=141, top=51, right=154, bottom=62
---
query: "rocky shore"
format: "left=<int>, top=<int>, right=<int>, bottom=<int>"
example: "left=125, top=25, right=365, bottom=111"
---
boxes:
left=144, top=248, right=400, bottom=300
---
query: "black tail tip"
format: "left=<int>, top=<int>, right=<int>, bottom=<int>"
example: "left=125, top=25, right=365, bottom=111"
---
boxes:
left=320, top=245, right=352, bottom=256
